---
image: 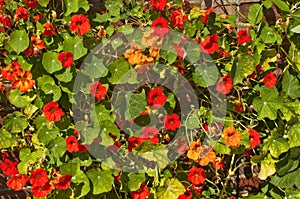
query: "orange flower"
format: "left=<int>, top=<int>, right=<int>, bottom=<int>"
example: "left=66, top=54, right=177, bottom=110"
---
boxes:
left=223, top=126, right=242, bottom=148
left=149, top=47, right=160, bottom=58
left=11, top=69, right=35, bottom=92
left=187, top=141, right=201, bottom=162
left=198, top=146, right=216, bottom=166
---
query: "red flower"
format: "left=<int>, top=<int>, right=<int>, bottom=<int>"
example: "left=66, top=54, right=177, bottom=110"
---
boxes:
left=58, top=52, right=74, bottom=68
left=234, top=100, right=244, bottom=113
left=147, top=88, right=167, bottom=108
left=0, top=159, right=19, bottom=176
left=89, top=81, right=107, bottom=101
left=128, top=136, right=143, bottom=152
left=25, top=0, right=38, bottom=8
left=0, top=15, right=12, bottom=28
left=30, top=168, right=48, bottom=187
left=131, top=182, right=150, bottom=199
left=70, top=14, right=90, bottom=35
left=191, top=184, right=203, bottom=195
left=217, top=48, right=230, bottom=58
left=32, top=181, right=53, bottom=198
left=43, top=102, right=65, bottom=122
left=164, top=113, right=181, bottom=131
left=213, top=157, right=224, bottom=171
left=202, top=7, right=214, bottom=24
left=14, top=7, right=29, bottom=22
left=140, top=127, right=160, bottom=144
left=172, top=43, right=185, bottom=59
left=2, top=61, right=21, bottom=81
left=150, top=0, right=167, bottom=10
left=33, top=13, right=44, bottom=22
left=178, top=191, right=193, bottom=199
left=11, top=69, right=35, bottom=92
left=31, top=36, right=45, bottom=50
left=54, top=174, right=72, bottom=190
left=6, top=174, right=28, bottom=191
left=216, top=75, right=233, bottom=94
left=248, top=129, right=261, bottom=149
left=200, top=34, right=219, bottom=54
left=152, top=17, right=169, bottom=37
left=237, top=30, right=251, bottom=44
left=263, top=71, right=277, bottom=87
left=66, top=136, right=79, bottom=153
left=187, top=166, right=206, bottom=185
left=42, top=23, right=56, bottom=36
left=170, top=10, right=188, bottom=29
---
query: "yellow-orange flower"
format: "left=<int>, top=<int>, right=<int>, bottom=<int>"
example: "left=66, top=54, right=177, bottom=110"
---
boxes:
left=187, top=141, right=201, bottom=162
left=149, top=47, right=160, bottom=58
left=198, top=146, right=216, bottom=166
left=223, top=126, right=242, bottom=148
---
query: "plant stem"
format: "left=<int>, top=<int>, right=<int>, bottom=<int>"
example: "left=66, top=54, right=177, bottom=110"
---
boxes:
left=220, top=154, right=235, bottom=199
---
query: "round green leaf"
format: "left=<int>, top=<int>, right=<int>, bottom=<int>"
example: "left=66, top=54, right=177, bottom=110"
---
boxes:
left=42, top=52, right=62, bottom=73
left=9, top=89, right=36, bottom=108
left=248, top=4, right=263, bottom=24
left=86, top=168, right=114, bottom=195
left=260, top=27, right=277, bottom=44
left=128, top=173, right=146, bottom=191
left=108, top=58, right=131, bottom=84
left=288, top=124, right=300, bottom=148
left=263, top=136, right=289, bottom=158
left=63, top=37, right=87, bottom=60
left=55, top=68, right=73, bottom=83
left=0, top=129, right=13, bottom=148
left=3, top=112, right=28, bottom=133
left=6, top=30, right=29, bottom=54
left=232, top=54, right=256, bottom=85
left=38, top=126, right=60, bottom=145
left=157, top=178, right=185, bottom=199
left=41, top=83, right=62, bottom=102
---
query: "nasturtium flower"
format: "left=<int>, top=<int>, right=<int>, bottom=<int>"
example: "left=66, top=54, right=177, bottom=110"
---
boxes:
left=263, top=71, right=277, bottom=87
left=200, top=34, right=219, bottom=54
left=89, top=81, right=107, bottom=101
left=0, top=158, right=19, bottom=176
left=58, top=52, right=74, bottom=68
left=2, top=61, right=21, bottom=81
left=248, top=129, right=261, bottom=149
left=187, top=167, right=206, bottom=185
left=234, top=100, right=244, bottom=113
left=178, top=191, right=193, bottom=199
left=152, top=17, right=169, bottom=37
left=147, top=88, right=167, bottom=108
left=201, top=7, right=214, bottom=24
left=223, top=126, right=242, bottom=148
left=164, top=113, right=181, bottom=131
left=237, top=30, right=251, bottom=44
left=32, top=182, right=53, bottom=198
left=42, top=23, right=56, bottom=36
left=43, top=102, right=65, bottom=122
left=66, top=136, right=79, bottom=153
left=25, top=0, right=38, bottom=8
left=150, top=0, right=167, bottom=10
left=130, top=182, right=150, bottom=199
left=54, top=174, right=72, bottom=190
left=187, top=141, right=201, bottom=162
left=198, top=146, right=216, bottom=166
left=213, top=157, right=225, bottom=171
left=170, top=10, right=188, bottom=29
left=14, top=7, right=28, bottom=22
left=140, top=127, right=160, bottom=144
left=0, top=15, right=12, bottom=28
left=6, top=174, right=28, bottom=191
left=30, top=168, right=48, bottom=187
left=11, top=69, right=35, bottom=92
left=31, top=36, right=45, bottom=50
left=216, top=74, right=233, bottom=94
left=127, top=136, right=143, bottom=152
left=70, top=14, right=90, bottom=35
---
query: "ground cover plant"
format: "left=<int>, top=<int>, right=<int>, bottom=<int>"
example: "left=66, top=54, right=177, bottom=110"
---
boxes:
left=0, top=0, right=300, bottom=198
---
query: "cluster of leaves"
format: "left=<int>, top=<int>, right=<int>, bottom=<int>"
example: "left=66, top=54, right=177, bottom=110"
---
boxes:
left=0, top=0, right=300, bottom=198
